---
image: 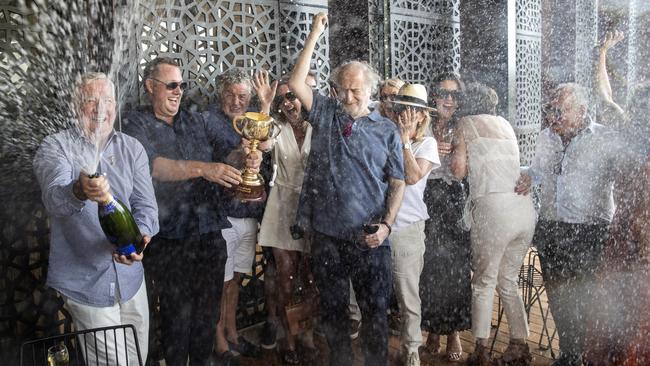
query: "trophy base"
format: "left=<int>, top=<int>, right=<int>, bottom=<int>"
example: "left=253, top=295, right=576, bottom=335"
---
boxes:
left=233, top=183, right=267, bottom=202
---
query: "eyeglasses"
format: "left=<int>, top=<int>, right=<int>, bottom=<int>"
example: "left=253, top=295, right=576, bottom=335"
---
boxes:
left=149, top=77, right=188, bottom=91
left=282, top=91, right=297, bottom=102
left=435, top=89, right=460, bottom=100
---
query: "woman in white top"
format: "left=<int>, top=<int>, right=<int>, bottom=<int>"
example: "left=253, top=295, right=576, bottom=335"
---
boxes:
left=384, top=84, right=440, bottom=366
left=258, top=78, right=317, bottom=364
left=451, top=83, right=536, bottom=365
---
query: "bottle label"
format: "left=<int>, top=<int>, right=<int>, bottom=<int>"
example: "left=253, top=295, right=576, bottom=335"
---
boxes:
left=115, top=244, right=136, bottom=257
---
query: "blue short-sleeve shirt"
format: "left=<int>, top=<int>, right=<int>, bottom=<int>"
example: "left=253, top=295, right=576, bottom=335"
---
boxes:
left=297, top=91, right=404, bottom=242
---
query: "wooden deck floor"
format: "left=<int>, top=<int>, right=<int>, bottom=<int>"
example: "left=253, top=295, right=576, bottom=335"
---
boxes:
left=236, top=250, right=560, bottom=366
left=234, top=292, right=559, bottom=366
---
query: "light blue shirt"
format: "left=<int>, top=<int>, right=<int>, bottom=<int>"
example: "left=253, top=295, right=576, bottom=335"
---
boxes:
left=33, top=129, right=159, bottom=307
left=528, top=122, right=627, bottom=224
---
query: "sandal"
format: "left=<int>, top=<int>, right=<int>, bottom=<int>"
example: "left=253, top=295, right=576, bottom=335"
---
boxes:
left=446, top=332, right=463, bottom=362
left=281, top=349, right=300, bottom=365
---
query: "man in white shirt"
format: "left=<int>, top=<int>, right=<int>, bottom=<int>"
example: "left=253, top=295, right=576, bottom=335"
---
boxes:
left=516, top=83, right=628, bottom=366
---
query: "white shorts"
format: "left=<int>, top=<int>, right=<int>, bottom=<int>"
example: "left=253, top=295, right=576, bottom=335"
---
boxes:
left=222, top=216, right=259, bottom=282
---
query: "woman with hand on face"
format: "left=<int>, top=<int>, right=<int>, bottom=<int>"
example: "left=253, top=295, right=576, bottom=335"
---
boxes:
left=384, top=84, right=440, bottom=366
left=258, top=76, right=319, bottom=365
left=418, top=73, right=471, bottom=363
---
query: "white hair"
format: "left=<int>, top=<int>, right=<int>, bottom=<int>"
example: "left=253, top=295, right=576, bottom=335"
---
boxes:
left=216, top=67, right=253, bottom=99
left=555, top=82, right=589, bottom=112
left=75, top=72, right=115, bottom=103
left=332, top=61, right=381, bottom=95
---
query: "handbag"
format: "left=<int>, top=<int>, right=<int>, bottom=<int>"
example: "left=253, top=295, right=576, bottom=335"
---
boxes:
left=285, top=255, right=320, bottom=336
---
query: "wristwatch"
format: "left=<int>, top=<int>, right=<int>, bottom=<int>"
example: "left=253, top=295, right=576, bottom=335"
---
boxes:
left=403, top=142, right=412, bottom=150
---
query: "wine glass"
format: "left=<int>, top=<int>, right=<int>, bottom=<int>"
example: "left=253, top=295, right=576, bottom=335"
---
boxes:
left=47, top=343, right=69, bottom=366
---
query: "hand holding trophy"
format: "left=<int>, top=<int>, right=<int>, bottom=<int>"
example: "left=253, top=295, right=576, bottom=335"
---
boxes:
left=232, top=112, right=281, bottom=202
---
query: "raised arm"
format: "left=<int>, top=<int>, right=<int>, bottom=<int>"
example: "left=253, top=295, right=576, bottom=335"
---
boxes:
left=596, top=31, right=625, bottom=117
left=252, top=69, right=278, bottom=115
left=288, top=12, right=327, bottom=112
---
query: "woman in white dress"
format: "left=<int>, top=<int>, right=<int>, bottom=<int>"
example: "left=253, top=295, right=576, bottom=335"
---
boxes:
left=451, top=83, right=536, bottom=365
left=258, top=78, right=317, bottom=364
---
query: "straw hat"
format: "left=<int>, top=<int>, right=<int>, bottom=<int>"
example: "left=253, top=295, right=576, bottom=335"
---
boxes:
left=391, top=83, right=435, bottom=111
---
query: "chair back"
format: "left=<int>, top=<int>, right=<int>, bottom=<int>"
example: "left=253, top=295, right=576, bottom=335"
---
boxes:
left=20, top=324, right=143, bottom=366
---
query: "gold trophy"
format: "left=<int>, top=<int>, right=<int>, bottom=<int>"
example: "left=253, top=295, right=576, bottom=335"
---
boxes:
left=232, top=112, right=281, bottom=202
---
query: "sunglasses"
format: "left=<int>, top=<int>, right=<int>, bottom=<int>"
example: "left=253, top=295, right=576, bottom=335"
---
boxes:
left=379, top=94, right=395, bottom=102
left=149, top=77, right=188, bottom=91
left=282, top=91, right=297, bottom=102
left=435, top=89, right=460, bottom=100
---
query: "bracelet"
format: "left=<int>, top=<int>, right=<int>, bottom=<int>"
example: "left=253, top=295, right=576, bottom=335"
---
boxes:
left=380, top=220, right=392, bottom=235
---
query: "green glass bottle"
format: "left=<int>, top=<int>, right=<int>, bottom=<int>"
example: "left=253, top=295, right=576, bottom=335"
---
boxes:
left=97, top=194, right=144, bottom=256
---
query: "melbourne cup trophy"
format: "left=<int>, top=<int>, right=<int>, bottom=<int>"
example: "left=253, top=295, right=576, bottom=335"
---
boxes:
left=232, top=111, right=281, bottom=202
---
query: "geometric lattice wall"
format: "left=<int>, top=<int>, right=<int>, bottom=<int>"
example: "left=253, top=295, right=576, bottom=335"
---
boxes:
left=515, top=0, right=542, bottom=166
left=129, top=0, right=329, bottom=109
left=389, top=0, right=461, bottom=93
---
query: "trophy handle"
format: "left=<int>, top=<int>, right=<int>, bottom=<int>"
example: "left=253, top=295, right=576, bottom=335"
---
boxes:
left=269, top=120, right=283, bottom=139
left=233, top=115, right=246, bottom=136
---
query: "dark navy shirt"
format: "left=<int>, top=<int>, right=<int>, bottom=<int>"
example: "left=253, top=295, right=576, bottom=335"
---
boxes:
left=203, top=106, right=268, bottom=220
left=297, top=91, right=404, bottom=242
left=123, top=107, right=231, bottom=239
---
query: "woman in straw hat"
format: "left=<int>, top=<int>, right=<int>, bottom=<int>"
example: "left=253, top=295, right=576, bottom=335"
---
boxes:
left=451, top=82, right=535, bottom=365
left=384, top=83, right=441, bottom=366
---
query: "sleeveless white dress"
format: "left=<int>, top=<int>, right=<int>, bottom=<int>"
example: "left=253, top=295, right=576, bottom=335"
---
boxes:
left=259, top=122, right=312, bottom=252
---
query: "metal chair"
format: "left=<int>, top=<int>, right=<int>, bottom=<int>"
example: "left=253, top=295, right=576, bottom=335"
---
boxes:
left=20, top=324, right=143, bottom=366
left=490, top=248, right=556, bottom=358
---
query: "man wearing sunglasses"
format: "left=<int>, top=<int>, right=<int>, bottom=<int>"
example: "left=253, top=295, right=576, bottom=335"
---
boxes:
left=123, top=57, right=261, bottom=366
left=289, top=13, right=405, bottom=366
left=514, top=83, right=631, bottom=366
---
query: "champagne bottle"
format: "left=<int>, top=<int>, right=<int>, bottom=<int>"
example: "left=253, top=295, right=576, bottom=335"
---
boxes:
left=88, top=173, right=144, bottom=256
left=98, top=194, right=144, bottom=256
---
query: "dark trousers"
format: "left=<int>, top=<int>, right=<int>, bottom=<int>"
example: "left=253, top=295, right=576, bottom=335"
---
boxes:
left=534, top=220, right=608, bottom=364
left=144, top=233, right=227, bottom=366
left=311, top=231, right=392, bottom=366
